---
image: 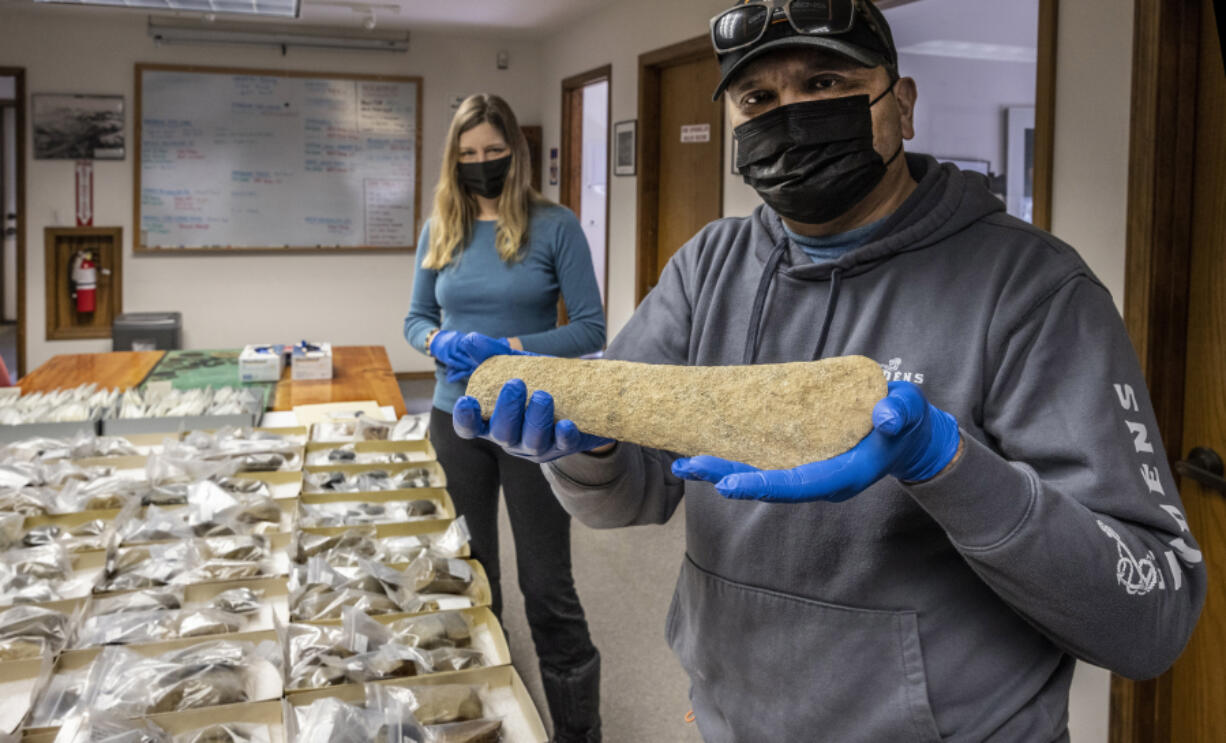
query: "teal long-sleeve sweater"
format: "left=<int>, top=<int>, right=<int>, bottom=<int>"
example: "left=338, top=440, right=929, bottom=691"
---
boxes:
left=404, top=204, right=606, bottom=413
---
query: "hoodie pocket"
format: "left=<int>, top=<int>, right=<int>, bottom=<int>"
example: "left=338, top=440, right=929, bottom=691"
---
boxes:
left=667, top=555, right=944, bottom=743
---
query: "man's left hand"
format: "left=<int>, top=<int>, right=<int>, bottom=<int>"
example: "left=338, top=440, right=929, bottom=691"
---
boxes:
left=672, top=381, right=961, bottom=502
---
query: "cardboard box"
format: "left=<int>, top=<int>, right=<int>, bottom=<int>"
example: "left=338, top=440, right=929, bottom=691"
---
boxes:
left=304, top=439, right=437, bottom=468
left=290, top=343, right=332, bottom=381
left=285, top=664, right=548, bottom=743
left=302, top=460, right=447, bottom=489
left=299, top=486, right=457, bottom=526
left=23, top=630, right=283, bottom=735
left=239, top=345, right=286, bottom=384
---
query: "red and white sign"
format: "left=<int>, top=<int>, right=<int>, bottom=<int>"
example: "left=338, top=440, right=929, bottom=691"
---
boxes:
left=75, top=160, right=93, bottom=226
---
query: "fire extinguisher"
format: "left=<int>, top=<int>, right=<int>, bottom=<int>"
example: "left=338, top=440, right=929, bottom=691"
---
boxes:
left=70, top=251, right=97, bottom=313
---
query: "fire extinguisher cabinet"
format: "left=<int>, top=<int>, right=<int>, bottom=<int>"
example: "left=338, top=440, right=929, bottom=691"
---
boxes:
left=44, top=227, right=123, bottom=340
left=112, top=312, right=181, bottom=352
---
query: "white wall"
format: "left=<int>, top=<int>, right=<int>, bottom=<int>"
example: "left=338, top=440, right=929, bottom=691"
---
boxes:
left=0, top=6, right=543, bottom=373
left=538, top=0, right=732, bottom=338
left=902, top=53, right=1036, bottom=174
left=1048, top=1, right=1136, bottom=739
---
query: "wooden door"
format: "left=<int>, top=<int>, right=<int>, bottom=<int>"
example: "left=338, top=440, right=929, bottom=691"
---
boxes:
left=1166, top=2, right=1226, bottom=739
left=654, top=58, right=723, bottom=284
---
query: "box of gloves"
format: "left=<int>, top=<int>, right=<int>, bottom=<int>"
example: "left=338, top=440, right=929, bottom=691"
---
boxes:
left=239, top=344, right=286, bottom=383
left=291, top=341, right=333, bottom=381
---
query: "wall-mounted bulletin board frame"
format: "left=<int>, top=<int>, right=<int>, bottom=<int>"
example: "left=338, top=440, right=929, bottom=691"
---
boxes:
left=134, top=63, right=422, bottom=254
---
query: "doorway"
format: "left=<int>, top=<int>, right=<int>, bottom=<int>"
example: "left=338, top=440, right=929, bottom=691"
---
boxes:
left=560, top=65, right=611, bottom=312
left=635, top=36, right=724, bottom=304
left=0, top=68, right=24, bottom=381
left=1115, top=0, right=1226, bottom=740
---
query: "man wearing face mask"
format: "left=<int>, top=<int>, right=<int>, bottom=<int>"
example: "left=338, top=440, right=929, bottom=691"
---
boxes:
left=446, top=2, right=1205, bottom=741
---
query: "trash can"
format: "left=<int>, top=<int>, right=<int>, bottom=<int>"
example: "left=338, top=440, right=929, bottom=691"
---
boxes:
left=112, top=312, right=182, bottom=352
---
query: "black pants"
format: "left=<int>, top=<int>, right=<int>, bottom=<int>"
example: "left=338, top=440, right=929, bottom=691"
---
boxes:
left=430, top=408, right=598, bottom=673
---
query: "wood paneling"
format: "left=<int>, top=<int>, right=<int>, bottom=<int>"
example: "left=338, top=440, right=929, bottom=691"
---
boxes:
left=1113, top=0, right=1207, bottom=741
left=1168, top=2, right=1226, bottom=739
left=0, top=67, right=26, bottom=376
left=1031, top=0, right=1058, bottom=231
left=635, top=35, right=717, bottom=305
left=19, top=351, right=164, bottom=393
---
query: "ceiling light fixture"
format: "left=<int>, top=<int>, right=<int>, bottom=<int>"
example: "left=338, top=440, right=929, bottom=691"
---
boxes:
left=147, top=17, right=409, bottom=52
left=36, top=0, right=301, bottom=19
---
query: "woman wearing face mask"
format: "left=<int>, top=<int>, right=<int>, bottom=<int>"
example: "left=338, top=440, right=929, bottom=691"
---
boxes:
left=403, top=93, right=605, bottom=742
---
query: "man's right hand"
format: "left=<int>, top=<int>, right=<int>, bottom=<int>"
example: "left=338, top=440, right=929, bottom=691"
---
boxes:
left=452, top=380, right=613, bottom=463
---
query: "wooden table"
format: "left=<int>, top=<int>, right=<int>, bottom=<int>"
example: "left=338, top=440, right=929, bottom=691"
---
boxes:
left=19, top=346, right=407, bottom=418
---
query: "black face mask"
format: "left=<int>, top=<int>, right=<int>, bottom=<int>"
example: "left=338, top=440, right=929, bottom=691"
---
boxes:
left=458, top=155, right=512, bottom=199
left=733, top=85, right=901, bottom=224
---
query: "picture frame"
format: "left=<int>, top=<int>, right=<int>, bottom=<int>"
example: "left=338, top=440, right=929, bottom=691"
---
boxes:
left=613, top=119, right=636, bottom=176
left=32, top=94, right=125, bottom=160
left=1005, top=106, right=1036, bottom=224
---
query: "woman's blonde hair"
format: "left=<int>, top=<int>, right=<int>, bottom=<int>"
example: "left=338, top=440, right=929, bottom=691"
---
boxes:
left=423, top=94, right=544, bottom=269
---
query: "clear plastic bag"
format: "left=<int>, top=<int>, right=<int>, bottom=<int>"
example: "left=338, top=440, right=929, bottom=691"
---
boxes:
left=74, top=607, right=244, bottom=648
left=298, top=500, right=437, bottom=528
left=366, top=684, right=486, bottom=726
left=100, top=540, right=200, bottom=592
left=390, top=414, right=430, bottom=442
left=288, top=558, right=409, bottom=622
left=53, top=709, right=170, bottom=743
left=172, top=722, right=271, bottom=743
left=207, top=586, right=263, bottom=615
left=0, top=604, right=71, bottom=660
left=291, top=698, right=376, bottom=743
left=87, top=640, right=271, bottom=717
left=293, top=527, right=379, bottom=565
left=90, top=587, right=183, bottom=616
left=0, top=543, right=86, bottom=604
left=29, top=666, right=92, bottom=727
left=303, top=469, right=435, bottom=495
left=284, top=622, right=349, bottom=690
left=382, top=611, right=473, bottom=651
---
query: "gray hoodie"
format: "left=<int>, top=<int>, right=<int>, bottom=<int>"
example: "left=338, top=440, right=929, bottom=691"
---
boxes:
left=544, top=155, right=1206, bottom=742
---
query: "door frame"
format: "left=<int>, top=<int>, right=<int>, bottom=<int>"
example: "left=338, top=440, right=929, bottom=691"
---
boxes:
left=560, top=64, right=612, bottom=316
left=1112, top=0, right=1204, bottom=739
left=0, top=67, right=25, bottom=378
left=634, top=35, right=717, bottom=305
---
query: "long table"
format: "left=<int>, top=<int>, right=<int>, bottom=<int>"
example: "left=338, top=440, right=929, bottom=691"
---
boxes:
left=19, top=345, right=407, bottom=418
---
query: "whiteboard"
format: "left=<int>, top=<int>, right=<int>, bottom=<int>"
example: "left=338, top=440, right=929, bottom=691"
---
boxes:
left=135, top=65, right=421, bottom=252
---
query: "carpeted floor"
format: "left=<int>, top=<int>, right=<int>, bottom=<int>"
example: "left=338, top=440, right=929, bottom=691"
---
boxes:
left=400, top=379, right=703, bottom=742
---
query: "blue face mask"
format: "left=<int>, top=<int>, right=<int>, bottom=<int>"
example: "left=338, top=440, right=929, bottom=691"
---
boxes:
left=734, top=83, right=900, bottom=223
left=458, top=155, right=512, bottom=199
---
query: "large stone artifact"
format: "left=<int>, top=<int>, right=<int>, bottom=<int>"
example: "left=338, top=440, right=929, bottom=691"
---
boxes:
left=466, top=355, right=886, bottom=470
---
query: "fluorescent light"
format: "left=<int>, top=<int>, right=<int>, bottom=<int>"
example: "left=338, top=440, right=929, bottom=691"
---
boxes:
left=36, top=0, right=301, bottom=19
left=899, top=40, right=1037, bottom=63
left=146, top=17, right=409, bottom=52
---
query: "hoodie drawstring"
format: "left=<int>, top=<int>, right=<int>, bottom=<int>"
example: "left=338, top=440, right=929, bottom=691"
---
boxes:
left=812, top=267, right=842, bottom=360
left=742, top=241, right=788, bottom=364
left=743, top=242, right=845, bottom=364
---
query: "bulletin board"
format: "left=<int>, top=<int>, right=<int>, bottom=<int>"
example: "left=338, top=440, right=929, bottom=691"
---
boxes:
left=134, top=63, right=422, bottom=253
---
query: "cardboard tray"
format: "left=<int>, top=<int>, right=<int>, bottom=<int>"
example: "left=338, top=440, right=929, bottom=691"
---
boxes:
left=301, top=460, right=446, bottom=489
left=298, top=487, right=456, bottom=527
left=0, top=657, right=50, bottom=735
left=285, top=664, right=547, bottom=743
left=285, top=606, right=510, bottom=694
left=101, top=414, right=260, bottom=436
left=22, top=699, right=287, bottom=743
left=291, top=519, right=471, bottom=559
left=0, top=421, right=99, bottom=444
left=22, top=629, right=283, bottom=736
left=303, top=439, right=437, bottom=467
left=294, top=559, right=491, bottom=625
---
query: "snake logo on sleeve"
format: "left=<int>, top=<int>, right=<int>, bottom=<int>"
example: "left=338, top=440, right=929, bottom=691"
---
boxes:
left=1097, top=519, right=1164, bottom=596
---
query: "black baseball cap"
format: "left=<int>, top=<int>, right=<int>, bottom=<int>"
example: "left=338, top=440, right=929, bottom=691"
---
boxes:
left=711, top=0, right=899, bottom=101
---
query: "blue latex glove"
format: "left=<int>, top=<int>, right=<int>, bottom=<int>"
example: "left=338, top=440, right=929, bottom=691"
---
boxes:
left=672, top=381, right=961, bottom=502
left=453, top=381, right=613, bottom=463
left=430, top=331, right=514, bottom=383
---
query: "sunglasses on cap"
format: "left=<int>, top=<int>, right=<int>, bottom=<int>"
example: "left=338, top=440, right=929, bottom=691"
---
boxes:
left=710, top=0, right=879, bottom=55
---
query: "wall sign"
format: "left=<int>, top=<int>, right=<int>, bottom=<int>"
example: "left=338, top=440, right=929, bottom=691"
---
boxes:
left=75, top=160, right=93, bottom=226
left=681, top=123, right=711, bottom=143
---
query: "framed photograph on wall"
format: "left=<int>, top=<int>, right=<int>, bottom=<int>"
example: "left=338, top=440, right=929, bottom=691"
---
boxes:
left=32, top=94, right=125, bottom=160
left=613, top=119, right=636, bottom=176
left=1006, top=106, right=1036, bottom=224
